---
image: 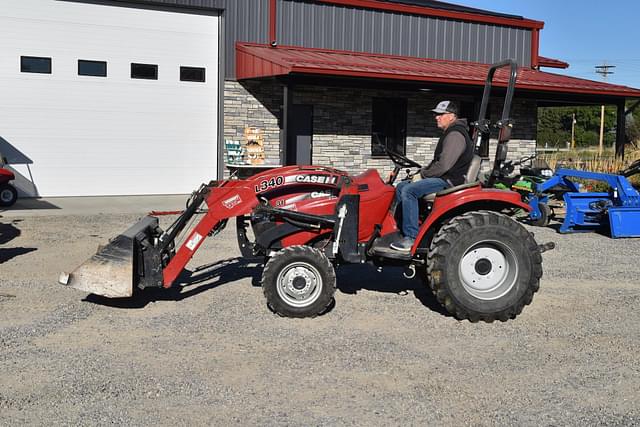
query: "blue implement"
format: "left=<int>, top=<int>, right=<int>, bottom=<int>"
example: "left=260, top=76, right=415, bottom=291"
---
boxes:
left=534, top=167, right=640, bottom=238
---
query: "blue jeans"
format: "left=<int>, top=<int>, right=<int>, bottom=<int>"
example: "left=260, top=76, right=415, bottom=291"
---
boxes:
left=395, top=177, right=450, bottom=239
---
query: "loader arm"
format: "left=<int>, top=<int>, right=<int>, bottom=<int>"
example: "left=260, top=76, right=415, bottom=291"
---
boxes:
left=162, top=181, right=260, bottom=287
left=60, top=179, right=261, bottom=297
left=61, top=166, right=350, bottom=298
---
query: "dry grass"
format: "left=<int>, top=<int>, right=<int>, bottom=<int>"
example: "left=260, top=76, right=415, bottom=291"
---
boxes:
left=540, top=147, right=640, bottom=186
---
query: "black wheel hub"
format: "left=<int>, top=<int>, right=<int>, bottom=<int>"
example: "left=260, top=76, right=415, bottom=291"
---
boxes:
left=474, top=258, right=492, bottom=276
left=292, top=276, right=307, bottom=290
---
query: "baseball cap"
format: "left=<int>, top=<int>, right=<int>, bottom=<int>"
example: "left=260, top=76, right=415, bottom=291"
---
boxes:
left=431, top=100, right=459, bottom=115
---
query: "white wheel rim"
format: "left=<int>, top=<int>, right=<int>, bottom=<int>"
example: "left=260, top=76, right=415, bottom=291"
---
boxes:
left=276, top=261, right=323, bottom=308
left=0, top=189, right=13, bottom=203
left=458, top=240, right=518, bottom=300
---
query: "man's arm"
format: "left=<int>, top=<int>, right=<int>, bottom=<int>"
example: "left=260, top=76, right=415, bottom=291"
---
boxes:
left=420, top=132, right=466, bottom=178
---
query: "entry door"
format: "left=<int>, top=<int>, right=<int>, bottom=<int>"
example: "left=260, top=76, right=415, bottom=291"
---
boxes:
left=288, top=105, right=313, bottom=165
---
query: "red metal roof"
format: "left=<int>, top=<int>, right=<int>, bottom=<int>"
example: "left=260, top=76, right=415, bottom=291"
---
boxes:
left=538, top=56, right=570, bottom=69
left=315, top=0, right=544, bottom=30
left=237, top=43, right=640, bottom=98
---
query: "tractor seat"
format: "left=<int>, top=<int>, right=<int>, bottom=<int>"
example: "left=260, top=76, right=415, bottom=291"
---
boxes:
left=423, top=155, right=482, bottom=202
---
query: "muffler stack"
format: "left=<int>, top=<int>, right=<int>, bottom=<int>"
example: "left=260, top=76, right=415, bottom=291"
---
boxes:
left=59, top=216, right=165, bottom=298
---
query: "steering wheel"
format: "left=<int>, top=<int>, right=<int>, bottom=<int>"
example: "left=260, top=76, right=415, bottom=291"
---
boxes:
left=384, top=147, right=422, bottom=169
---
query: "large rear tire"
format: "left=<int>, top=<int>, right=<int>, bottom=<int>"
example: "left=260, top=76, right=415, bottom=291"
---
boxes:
left=426, top=211, right=542, bottom=322
left=262, top=245, right=336, bottom=318
left=0, top=183, right=17, bottom=207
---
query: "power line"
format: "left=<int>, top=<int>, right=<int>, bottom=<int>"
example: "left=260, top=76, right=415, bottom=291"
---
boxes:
left=595, top=63, right=616, bottom=81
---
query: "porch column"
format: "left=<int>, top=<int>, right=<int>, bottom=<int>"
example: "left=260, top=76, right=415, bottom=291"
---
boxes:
left=616, top=100, right=626, bottom=159
left=280, top=82, right=293, bottom=165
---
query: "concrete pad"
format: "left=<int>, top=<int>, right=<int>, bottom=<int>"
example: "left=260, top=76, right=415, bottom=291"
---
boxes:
left=0, top=194, right=190, bottom=217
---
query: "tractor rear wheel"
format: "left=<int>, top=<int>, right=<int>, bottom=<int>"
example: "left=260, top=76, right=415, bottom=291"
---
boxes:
left=262, top=245, right=336, bottom=318
left=426, top=211, right=542, bottom=322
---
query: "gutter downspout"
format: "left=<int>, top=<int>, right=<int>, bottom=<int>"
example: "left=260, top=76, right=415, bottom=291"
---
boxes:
left=269, top=0, right=277, bottom=46
left=531, top=28, right=540, bottom=69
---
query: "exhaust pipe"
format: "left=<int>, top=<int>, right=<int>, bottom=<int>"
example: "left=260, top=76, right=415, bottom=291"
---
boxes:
left=59, top=216, right=164, bottom=298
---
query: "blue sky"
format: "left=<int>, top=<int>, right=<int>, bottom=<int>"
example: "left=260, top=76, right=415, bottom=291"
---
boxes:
left=457, top=0, right=640, bottom=89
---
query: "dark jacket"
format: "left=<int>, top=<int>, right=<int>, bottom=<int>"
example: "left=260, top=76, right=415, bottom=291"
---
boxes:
left=420, top=118, right=474, bottom=186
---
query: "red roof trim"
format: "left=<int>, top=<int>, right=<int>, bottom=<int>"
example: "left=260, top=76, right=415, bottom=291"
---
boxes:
left=237, top=43, right=640, bottom=99
left=538, top=56, right=570, bottom=69
left=315, top=0, right=544, bottom=30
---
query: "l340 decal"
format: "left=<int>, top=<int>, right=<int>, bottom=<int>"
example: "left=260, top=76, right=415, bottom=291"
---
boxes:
left=255, top=174, right=338, bottom=193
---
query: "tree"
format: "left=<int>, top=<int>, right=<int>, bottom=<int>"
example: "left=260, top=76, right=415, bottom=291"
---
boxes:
left=538, top=106, right=617, bottom=148
left=626, top=101, right=640, bottom=147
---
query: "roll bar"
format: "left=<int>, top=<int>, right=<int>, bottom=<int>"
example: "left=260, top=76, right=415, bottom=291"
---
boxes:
left=470, top=59, right=519, bottom=187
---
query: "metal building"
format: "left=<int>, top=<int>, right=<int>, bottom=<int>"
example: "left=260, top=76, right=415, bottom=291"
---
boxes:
left=1, top=0, right=639, bottom=197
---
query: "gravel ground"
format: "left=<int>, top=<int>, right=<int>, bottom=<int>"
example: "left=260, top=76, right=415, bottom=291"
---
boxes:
left=1, top=210, right=639, bottom=426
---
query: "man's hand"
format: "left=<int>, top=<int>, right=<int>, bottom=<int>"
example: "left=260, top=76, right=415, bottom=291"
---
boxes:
left=411, top=172, right=422, bottom=183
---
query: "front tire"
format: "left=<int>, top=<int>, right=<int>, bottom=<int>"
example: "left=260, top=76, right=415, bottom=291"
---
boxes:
left=262, top=245, right=336, bottom=318
left=426, top=211, right=542, bottom=322
left=0, top=183, right=17, bottom=207
left=529, top=202, right=551, bottom=227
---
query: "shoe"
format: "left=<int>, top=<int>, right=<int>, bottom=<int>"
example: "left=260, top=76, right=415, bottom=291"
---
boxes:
left=390, top=236, right=415, bottom=252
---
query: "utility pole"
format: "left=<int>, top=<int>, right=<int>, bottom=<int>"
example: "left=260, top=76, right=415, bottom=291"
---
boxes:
left=571, top=113, right=576, bottom=149
left=595, top=63, right=615, bottom=156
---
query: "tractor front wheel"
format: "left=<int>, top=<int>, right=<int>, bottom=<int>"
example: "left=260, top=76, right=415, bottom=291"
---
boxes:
left=426, top=211, right=542, bottom=322
left=262, top=245, right=336, bottom=318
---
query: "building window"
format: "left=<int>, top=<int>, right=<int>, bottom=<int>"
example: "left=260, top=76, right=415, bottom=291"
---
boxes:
left=371, top=98, right=407, bottom=156
left=78, top=60, right=107, bottom=77
left=21, top=56, right=51, bottom=74
left=131, top=63, right=158, bottom=80
left=180, top=66, right=206, bottom=82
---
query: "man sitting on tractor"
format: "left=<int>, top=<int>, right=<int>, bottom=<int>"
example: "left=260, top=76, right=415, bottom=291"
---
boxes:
left=390, top=100, right=474, bottom=252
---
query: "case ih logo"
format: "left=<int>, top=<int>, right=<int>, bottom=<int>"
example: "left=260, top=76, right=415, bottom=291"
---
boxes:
left=295, top=175, right=338, bottom=185
left=222, top=194, right=242, bottom=209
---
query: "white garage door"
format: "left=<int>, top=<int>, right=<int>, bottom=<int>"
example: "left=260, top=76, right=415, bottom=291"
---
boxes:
left=0, top=0, right=219, bottom=196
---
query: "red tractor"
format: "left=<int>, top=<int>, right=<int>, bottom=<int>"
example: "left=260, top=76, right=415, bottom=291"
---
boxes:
left=0, top=155, right=18, bottom=207
left=60, top=61, right=553, bottom=322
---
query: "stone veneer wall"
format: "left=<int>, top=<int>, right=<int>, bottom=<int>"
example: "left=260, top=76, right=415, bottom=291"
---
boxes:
left=224, top=80, right=537, bottom=177
left=224, top=80, right=283, bottom=165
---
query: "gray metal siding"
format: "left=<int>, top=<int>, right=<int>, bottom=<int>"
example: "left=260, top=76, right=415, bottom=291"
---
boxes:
left=276, top=0, right=531, bottom=67
left=107, top=0, right=532, bottom=78
left=224, top=0, right=270, bottom=77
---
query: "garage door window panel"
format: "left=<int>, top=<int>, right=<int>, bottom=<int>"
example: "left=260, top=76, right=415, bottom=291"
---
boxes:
left=180, top=66, right=206, bottom=82
left=21, top=56, right=52, bottom=74
left=78, top=60, right=107, bottom=77
left=131, top=63, right=158, bottom=80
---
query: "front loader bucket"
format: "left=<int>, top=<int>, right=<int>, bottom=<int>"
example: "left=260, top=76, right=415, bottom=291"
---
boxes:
left=59, top=216, right=163, bottom=298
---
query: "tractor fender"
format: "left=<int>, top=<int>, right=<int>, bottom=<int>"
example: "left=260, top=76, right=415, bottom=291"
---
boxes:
left=0, top=168, right=15, bottom=183
left=413, top=187, right=531, bottom=252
